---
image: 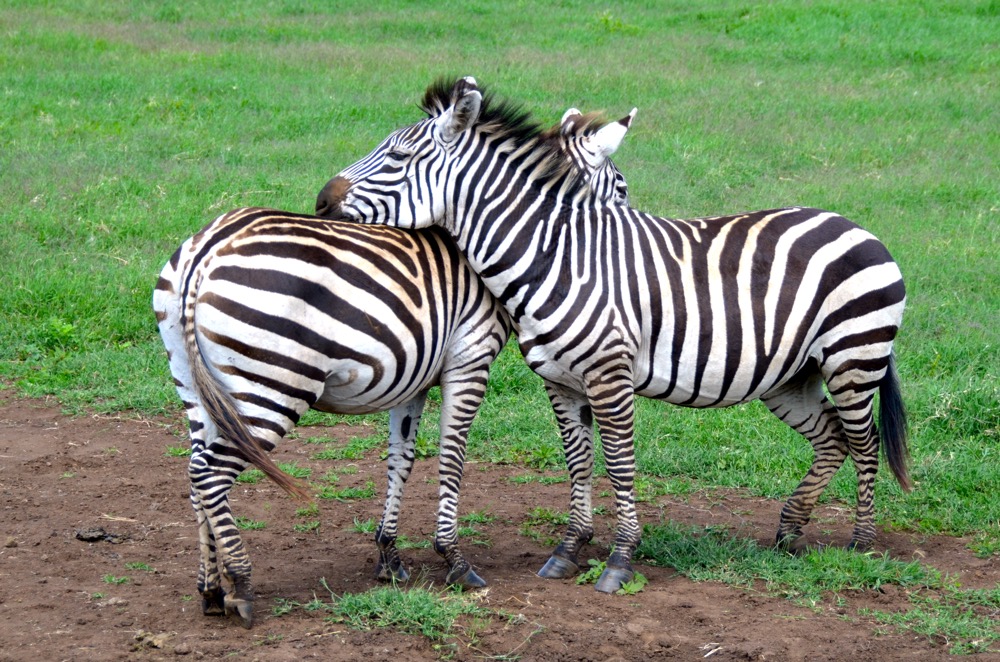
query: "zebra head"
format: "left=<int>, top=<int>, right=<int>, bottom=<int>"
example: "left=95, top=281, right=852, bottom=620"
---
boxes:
left=316, top=76, right=484, bottom=227
left=316, top=77, right=633, bottom=228
left=553, top=106, right=636, bottom=206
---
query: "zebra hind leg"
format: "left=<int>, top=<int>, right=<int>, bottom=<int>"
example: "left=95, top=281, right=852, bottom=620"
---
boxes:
left=536, top=385, right=596, bottom=580
left=374, top=395, right=427, bottom=583
left=189, top=442, right=256, bottom=628
left=761, top=369, right=849, bottom=553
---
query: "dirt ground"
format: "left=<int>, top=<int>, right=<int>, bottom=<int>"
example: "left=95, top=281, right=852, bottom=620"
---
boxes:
left=1, top=390, right=998, bottom=661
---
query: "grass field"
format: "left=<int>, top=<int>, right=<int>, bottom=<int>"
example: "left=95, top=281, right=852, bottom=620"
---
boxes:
left=1, top=0, right=997, bottom=635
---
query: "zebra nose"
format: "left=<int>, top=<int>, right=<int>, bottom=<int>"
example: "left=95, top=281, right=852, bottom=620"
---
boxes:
left=315, top=176, right=351, bottom=219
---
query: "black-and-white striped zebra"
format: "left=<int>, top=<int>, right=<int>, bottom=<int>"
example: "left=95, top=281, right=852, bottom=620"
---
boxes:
left=318, top=77, right=911, bottom=594
left=154, top=108, right=631, bottom=626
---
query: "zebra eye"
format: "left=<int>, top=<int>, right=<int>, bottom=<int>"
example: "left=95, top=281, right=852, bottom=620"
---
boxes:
left=385, top=147, right=413, bottom=161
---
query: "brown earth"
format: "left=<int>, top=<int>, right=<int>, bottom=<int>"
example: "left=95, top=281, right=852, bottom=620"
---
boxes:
left=1, top=390, right=997, bottom=661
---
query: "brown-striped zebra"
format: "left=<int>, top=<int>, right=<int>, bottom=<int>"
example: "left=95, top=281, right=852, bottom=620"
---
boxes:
left=153, top=109, right=631, bottom=626
left=316, top=76, right=911, bottom=594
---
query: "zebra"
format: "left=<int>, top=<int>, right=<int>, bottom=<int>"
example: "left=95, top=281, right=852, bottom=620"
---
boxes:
left=316, top=76, right=911, bottom=594
left=153, top=108, right=631, bottom=627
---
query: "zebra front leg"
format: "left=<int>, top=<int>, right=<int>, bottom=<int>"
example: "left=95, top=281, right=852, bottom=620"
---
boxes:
left=374, top=394, right=427, bottom=583
left=189, top=446, right=256, bottom=628
left=587, top=374, right=641, bottom=594
left=537, top=384, right=595, bottom=580
left=433, top=370, right=493, bottom=589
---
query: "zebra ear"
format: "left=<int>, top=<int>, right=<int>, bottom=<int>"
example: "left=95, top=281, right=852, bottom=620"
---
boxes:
left=560, top=107, right=583, bottom=135
left=586, top=107, right=637, bottom=159
left=439, top=82, right=482, bottom=143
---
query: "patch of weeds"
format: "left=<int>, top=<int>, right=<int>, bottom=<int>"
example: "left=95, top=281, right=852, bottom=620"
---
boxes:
left=104, top=446, right=120, bottom=456
left=351, top=517, right=377, bottom=534
left=314, top=436, right=380, bottom=461
left=509, top=474, right=534, bottom=484
left=272, top=597, right=299, bottom=617
left=575, top=559, right=648, bottom=595
left=296, top=502, right=320, bottom=518
left=277, top=462, right=312, bottom=479
left=164, top=445, right=192, bottom=458
left=90, top=592, right=105, bottom=600
left=317, top=481, right=376, bottom=501
left=319, top=469, right=340, bottom=485
left=323, top=582, right=493, bottom=644
left=102, top=574, right=129, bottom=585
left=302, top=435, right=335, bottom=444
left=637, top=521, right=942, bottom=607
left=293, top=520, right=321, bottom=533
left=124, top=562, right=154, bottom=572
left=539, top=474, right=568, bottom=485
left=863, top=586, right=1000, bottom=654
left=397, top=535, right=432, bottom=550
left=60, top=471, right=76, bottom=479
left=527, top=444, right=563, bottom=470
left=235, top=516, right=266, bottom=531
left=519, top=507, right=570, bottom=546
left=459, top=510, right=495, bottom=525
left=969, top=530, right=1000, bottom=559
left=236, top=468, right=265, bottom=484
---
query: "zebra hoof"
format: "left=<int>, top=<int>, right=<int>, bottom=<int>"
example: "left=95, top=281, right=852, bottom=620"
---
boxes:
left=375, top=560, right=410, bottom=583
left=775, top=535, right=806, bottom=556
left=201, top=587, right=226, bottom=616
left=224, top=597, right=254, bottom=629
left=594, top=566, right=633, bottom=594
left=537, top=554, right=580, bottom=579
left=446, top=564, right=487, bottom=589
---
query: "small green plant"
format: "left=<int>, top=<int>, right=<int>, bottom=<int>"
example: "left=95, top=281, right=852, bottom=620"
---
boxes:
left=90, top=592, right=105, bottom=600
left=277, top=462, right=312, bottom=479
left=459, top=510, right=495, bottom=525
left=576, top=559, right=648, bottom=595
left=315, top=436, right=380, bottom=461
left=124, top=562, right=154, bottom=572
left=236, top=468, right=265, bottom=484
left=235, top=516, right=266, bottom=530
left=60, top=471, right=76, bottom=479
left=351, top=518, right=378, bottom=534
left=397, top=535, right=432, bottom=550
left=293, top=520, right=321, bottom=533
left=164, top=445, right=192, bottom=458
left=102, top=574, right=129, bottom=585
left=296, top=502, right=320, bottom=518
left=272, top=597, right=299, bottom=617
left=317, top=481, right=376, bottom=501
left=324, top=583, right=492, bottom=643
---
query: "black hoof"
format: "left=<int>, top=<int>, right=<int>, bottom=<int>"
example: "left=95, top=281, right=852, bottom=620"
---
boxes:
left=775, top=535, right=807, bottom=556
left=201, top=587, right=226, bottom=616
left=446, top=564, right=487, bottom=589
left=594, top=566, right=633, bottom=594
left=537, top=554, right=580, bottom=579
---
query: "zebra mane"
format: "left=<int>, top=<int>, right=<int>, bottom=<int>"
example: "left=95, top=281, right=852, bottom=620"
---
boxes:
left=421, top=77, right=611, bottom=189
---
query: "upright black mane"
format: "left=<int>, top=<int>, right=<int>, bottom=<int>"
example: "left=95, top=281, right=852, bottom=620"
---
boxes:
left=420, top=77, right=609, bottom=187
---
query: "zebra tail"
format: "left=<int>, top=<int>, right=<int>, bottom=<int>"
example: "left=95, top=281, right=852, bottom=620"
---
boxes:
left=186, top=333, right=313, bottom=503
left=879, top=352, right=912, bottom=492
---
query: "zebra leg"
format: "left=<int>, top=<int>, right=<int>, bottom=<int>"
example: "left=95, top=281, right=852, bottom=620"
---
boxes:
left=537, top=383, right=595, bottom=580
left=824, top=356, right=889, bottom=552
left=434, top=364, right=494, bottom=589
left=762, top=370, right=849, bottom=552
left=589, top=378, right=641, bottom=594
left=189, top=440, right=256, bottom=628
left=374, top=393, right=427, bottom=583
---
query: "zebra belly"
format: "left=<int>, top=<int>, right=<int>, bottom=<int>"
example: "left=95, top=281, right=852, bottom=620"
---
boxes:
left=313, top=363, right=440, bottom=415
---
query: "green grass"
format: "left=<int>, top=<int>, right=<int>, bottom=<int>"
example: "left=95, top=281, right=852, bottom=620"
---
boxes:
left=0, top=0, right=996, bottom=651
left=636, top=521, right=998, bottom=653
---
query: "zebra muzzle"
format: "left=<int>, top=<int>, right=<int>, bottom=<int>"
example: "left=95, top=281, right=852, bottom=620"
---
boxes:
left=315, top=175, right=351, bottom=219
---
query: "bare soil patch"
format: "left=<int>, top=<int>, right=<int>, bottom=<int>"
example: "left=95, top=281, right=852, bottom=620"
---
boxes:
left=1, top=391, right=997, bottom=661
